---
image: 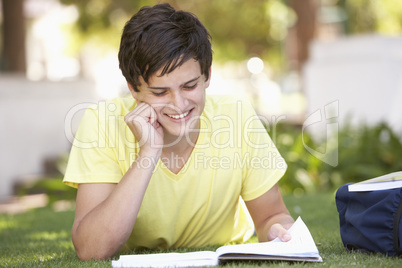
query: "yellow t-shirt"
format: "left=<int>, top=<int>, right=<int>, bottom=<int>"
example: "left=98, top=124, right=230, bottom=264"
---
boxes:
left=63, top=94, right=287, bottom=250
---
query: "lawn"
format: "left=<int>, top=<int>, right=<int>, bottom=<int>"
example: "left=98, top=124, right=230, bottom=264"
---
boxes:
left=1, top=191, right=401, bottom=267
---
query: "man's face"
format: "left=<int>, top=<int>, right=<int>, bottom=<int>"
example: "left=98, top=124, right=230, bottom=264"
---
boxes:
left=129, top=59, right=210, bottom=141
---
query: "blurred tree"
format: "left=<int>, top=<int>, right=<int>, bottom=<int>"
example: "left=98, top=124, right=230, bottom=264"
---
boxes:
left=59, top=0, right=147, bottom=53
left=1, top=0, right=26, bottom=73
left=59, top=0, right=296, bottom=75
left=338, top=0, right=377, bottom=34
left=59, top=0, right=145, bottom=34
left=181, top=0, right=281, bottom=61
left=338, top=0, right=402, bottom=35
left=286, top=0, right=318, bottom=72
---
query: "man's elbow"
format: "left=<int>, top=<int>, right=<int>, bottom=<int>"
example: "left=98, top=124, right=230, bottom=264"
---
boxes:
left=71, top=225, right=127, bottom=261
left=75, top=246, right=117, bottom=261
left=72, top=235, right=119, bottom=261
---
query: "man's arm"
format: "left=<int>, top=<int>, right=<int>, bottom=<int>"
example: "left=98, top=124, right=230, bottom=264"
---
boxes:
left=71, top=151, right=159, bottom=261
left=245, top=183, right=294, bottom=242
left=71, top=103, right=163, bottom=261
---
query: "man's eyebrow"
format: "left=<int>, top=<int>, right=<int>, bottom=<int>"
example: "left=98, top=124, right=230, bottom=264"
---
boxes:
left=148, top=76, right=201, bottom=90
left=181, top=76, right=201, bottom=86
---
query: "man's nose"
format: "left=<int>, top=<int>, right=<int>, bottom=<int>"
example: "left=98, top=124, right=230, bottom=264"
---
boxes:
left=170, top=91, right=188, bottom=111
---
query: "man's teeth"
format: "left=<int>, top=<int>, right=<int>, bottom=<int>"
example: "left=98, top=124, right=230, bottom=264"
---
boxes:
left=167, top=110, right=190, bottom=119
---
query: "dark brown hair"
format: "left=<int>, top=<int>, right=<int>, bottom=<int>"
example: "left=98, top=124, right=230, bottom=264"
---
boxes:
left=118, top=3, right=212, bottom=91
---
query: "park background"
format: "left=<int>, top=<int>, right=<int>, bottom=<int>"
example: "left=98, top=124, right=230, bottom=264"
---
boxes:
left=1, top=0, right=402, bottom=267
left=1, top=0, right=402, bottom=215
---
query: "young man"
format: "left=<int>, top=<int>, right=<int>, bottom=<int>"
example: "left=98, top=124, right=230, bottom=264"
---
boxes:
left=64, top=3, right=294, bottom=261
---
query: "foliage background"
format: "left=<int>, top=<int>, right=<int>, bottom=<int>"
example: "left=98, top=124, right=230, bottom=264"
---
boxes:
left=59, top=0, right=294, bottom=72
left=57, top=0, right=402, bottom=75
left=273, top=121, right=402, bottom=195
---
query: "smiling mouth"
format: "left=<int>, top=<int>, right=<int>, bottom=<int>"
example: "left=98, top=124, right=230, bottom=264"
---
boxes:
left=166, top=109, right=191, bottom=119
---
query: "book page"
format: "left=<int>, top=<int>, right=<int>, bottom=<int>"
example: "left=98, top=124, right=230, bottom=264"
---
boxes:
left=112, top=251, right=218, bottom=268
left=216, top=217, right=321, bottom=258
left=348, top=171, right=402, bottom=192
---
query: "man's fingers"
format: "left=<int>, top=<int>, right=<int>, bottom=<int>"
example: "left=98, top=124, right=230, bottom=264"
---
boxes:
left=148, top=106, right=158, bottom=125
left=123, top=102, right=163, bottom=150
left=269, top=223, right=291, bottom=242
left=125, top=103, right=158, bottom=125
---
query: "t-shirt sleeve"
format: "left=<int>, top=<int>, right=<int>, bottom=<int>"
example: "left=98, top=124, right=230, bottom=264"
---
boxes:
left=63, top=106, right=123, bottom=188
left=239, top=100, right=287, bottom=201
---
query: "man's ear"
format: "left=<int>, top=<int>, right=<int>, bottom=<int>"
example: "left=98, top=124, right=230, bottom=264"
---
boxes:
left=205, top=67, right=212, bottom=88
left=127, top=82, right=138, bottom=100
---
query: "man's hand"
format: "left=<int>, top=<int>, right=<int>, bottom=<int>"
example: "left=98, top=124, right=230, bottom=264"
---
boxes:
left=267, top=223, right=292, bottom=242
left=245, top=184, right=294, bottom=243
left=124, top=102, right=164, bottom=155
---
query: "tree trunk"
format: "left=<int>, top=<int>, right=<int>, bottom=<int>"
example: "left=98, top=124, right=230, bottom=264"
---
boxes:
left=287, top=0, right=318, bottom=72
left=1, top=0, right=26, bottom=73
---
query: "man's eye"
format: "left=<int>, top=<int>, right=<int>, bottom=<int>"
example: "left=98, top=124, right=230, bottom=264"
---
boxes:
left=152, top=91, right=167, bottom=96
left=184, top=83, right=198, bottom=90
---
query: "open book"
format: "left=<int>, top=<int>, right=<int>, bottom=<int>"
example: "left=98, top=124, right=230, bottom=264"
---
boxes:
left=348, top=171, right=402, bottom=192
left=112, top=217, right=322, bottom=267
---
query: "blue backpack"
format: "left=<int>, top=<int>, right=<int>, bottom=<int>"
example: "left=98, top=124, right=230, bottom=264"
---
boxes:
left=335, top=183, right=402, bottom=256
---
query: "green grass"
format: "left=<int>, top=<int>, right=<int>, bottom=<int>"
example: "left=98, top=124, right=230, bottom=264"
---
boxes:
left=1, top=192, right=401, bottom=267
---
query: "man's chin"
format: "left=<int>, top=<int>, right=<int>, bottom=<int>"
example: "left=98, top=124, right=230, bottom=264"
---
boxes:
left=161, top=127, right=194, bottom=144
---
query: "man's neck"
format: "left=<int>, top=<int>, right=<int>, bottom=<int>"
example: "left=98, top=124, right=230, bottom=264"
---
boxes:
left=160, top=127, right=199, bottom=174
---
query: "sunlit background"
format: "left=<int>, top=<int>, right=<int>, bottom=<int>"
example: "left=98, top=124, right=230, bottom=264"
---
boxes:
left=1, top=0, right=402, bottom=209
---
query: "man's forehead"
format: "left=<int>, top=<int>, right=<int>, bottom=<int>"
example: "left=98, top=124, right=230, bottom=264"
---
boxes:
left=143, top=60, right=202, bottom=84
